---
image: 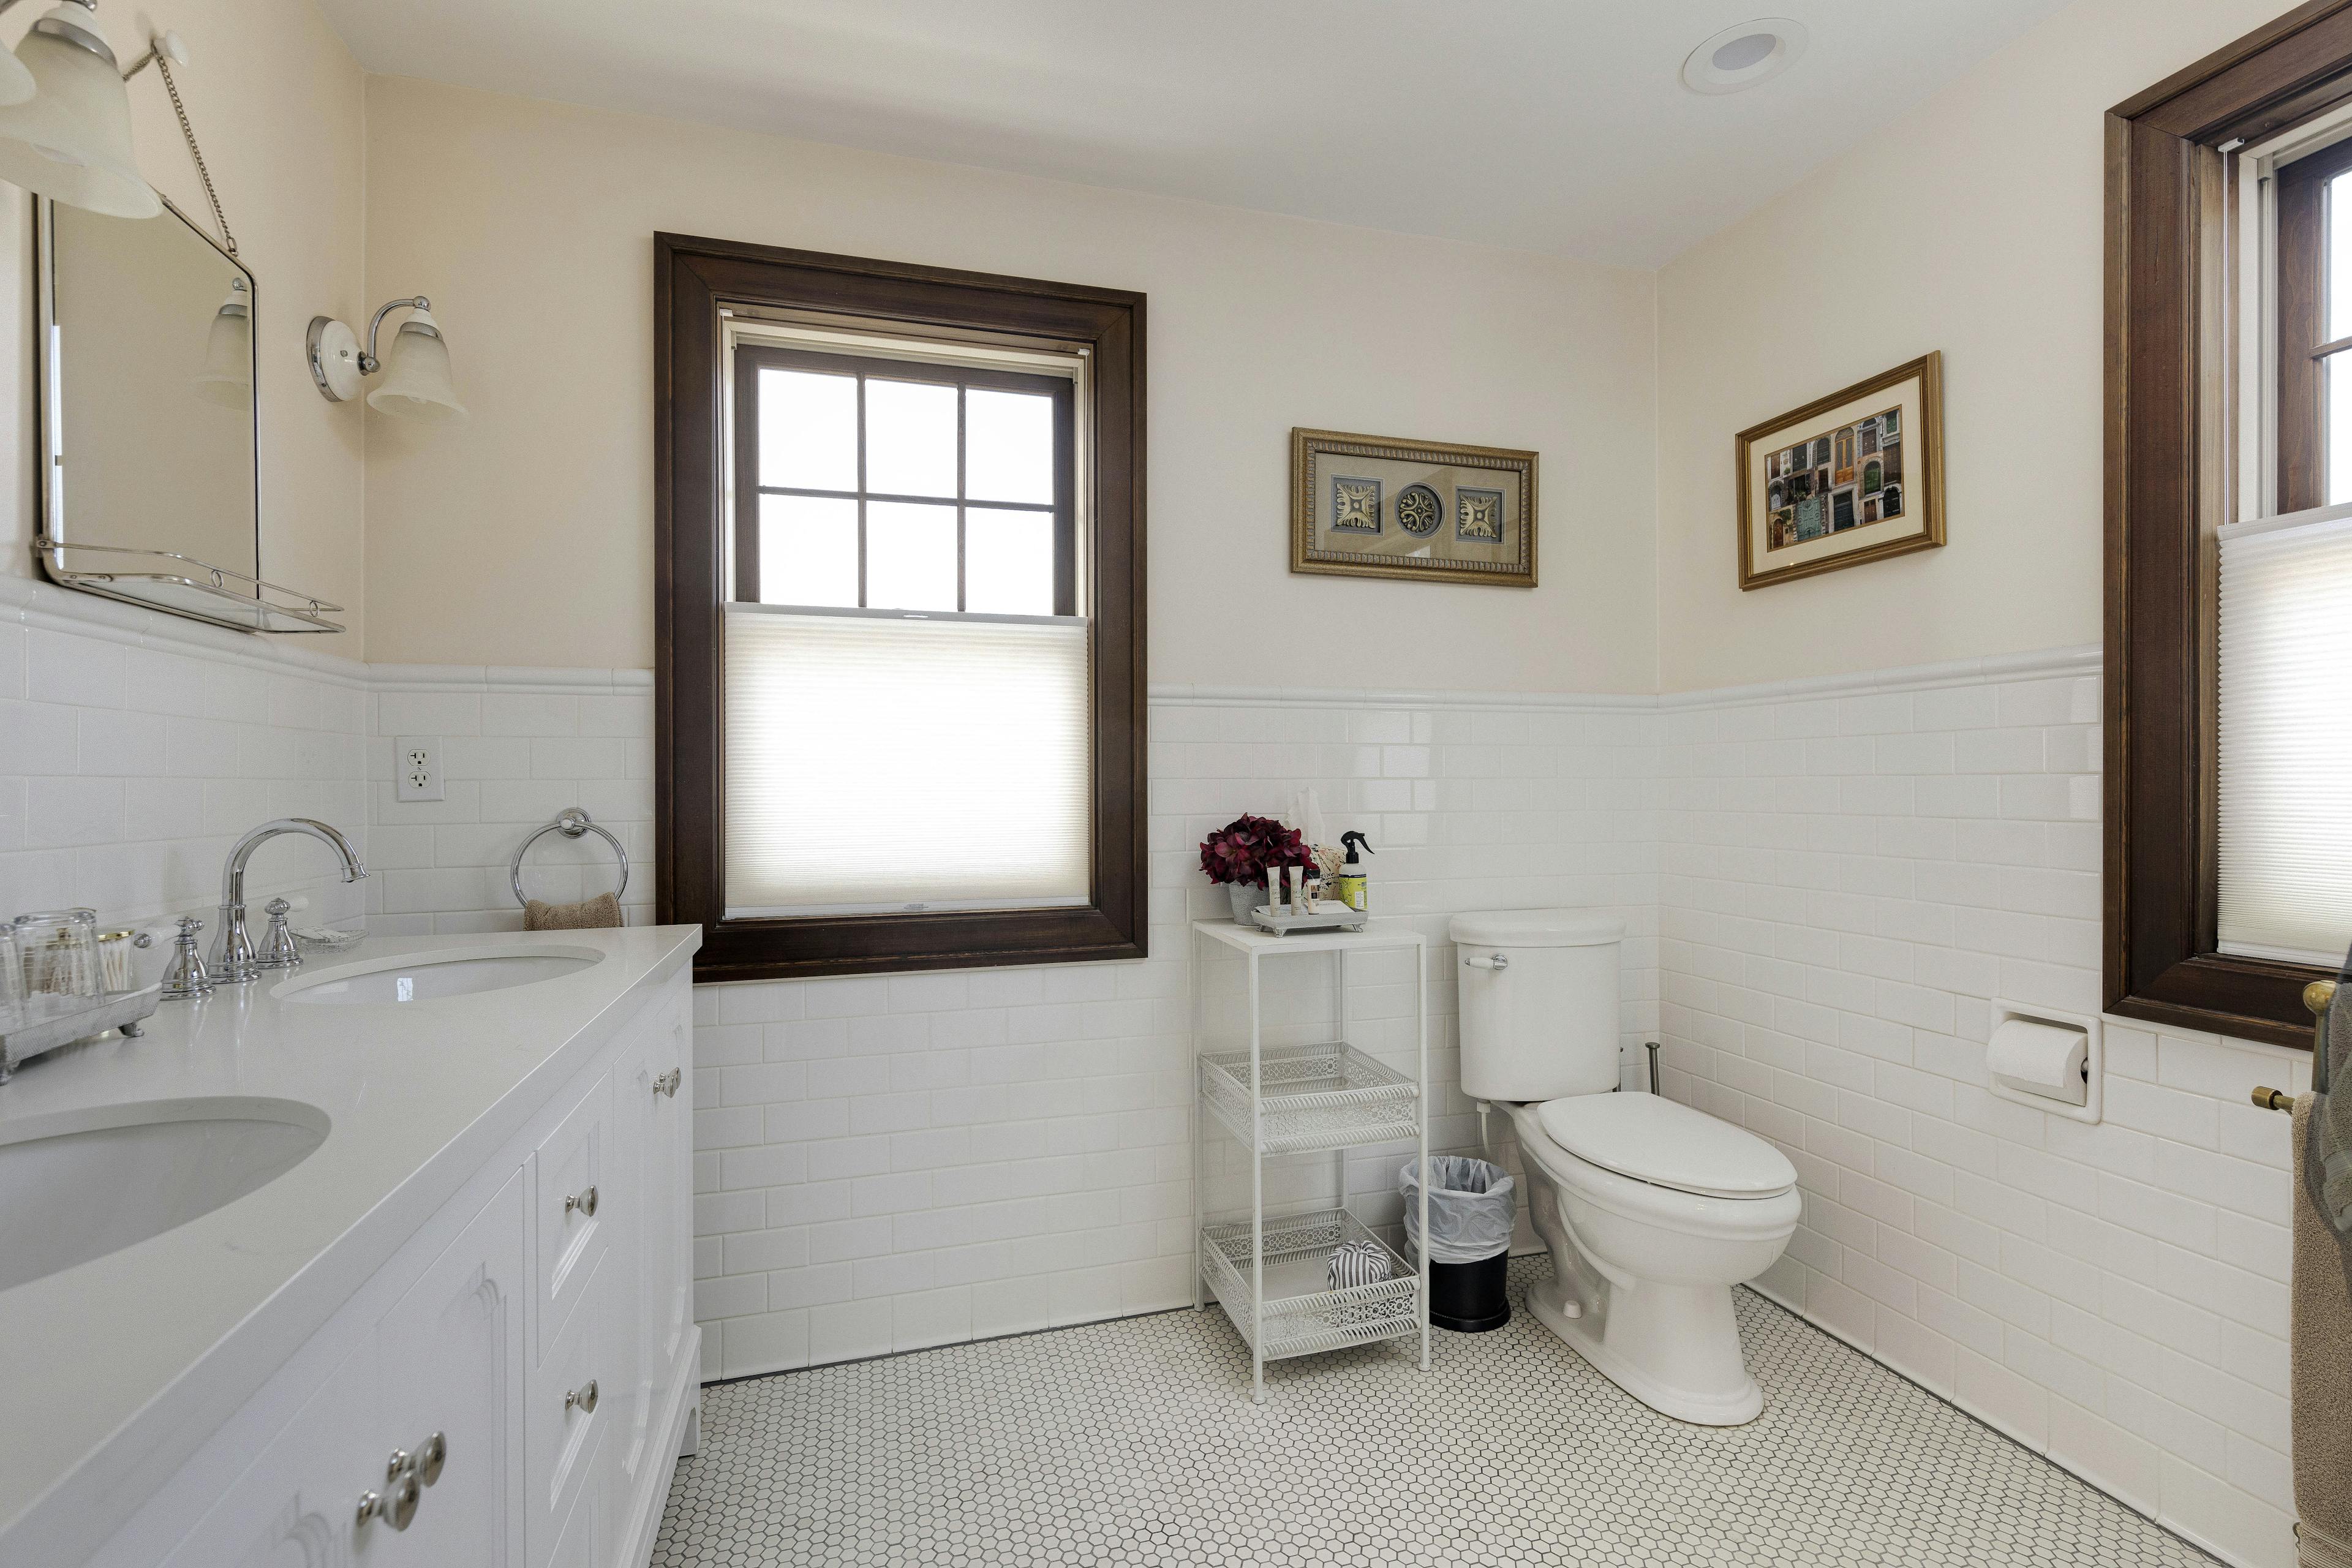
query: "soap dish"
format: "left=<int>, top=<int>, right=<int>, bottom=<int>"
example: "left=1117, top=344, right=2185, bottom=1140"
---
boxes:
left=293, top=925, right=366, bottom=953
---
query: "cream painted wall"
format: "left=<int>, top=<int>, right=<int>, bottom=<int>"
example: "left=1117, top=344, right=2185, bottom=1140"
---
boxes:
left=358, top=77, right=1659, bottom=692
left=1653, top=0, right=2289, bottom=694
left=0, top=0, right=368, bottom=651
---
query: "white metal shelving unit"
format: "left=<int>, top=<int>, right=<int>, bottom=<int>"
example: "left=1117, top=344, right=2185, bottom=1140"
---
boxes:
left=1189, top=918, right=1430, bottom=1403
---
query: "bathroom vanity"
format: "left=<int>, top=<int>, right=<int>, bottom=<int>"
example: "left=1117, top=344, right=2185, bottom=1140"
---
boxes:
left=0, top=925, right=701, bottom=1568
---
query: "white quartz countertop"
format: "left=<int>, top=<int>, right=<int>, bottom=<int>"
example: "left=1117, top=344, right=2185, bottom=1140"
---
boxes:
left=0, top=924, right=701, bottom=1566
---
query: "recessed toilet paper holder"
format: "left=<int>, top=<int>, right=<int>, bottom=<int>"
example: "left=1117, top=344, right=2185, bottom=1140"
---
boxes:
left=1986, top=1001, right=2103, bottom=1126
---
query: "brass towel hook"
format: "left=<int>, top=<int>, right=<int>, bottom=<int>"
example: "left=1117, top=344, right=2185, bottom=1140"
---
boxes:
left=2253, top=979, right=2336, bottom=1114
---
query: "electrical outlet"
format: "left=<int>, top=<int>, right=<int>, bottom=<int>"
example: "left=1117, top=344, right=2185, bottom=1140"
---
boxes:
left=395, top=736, right=443, bottom=802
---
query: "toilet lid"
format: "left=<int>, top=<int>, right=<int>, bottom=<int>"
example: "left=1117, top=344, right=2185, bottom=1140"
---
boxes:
left=1536, top=1094, right=1796, bottom=1200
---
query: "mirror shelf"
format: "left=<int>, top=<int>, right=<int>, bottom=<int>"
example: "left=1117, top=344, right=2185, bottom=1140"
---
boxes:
left=32, top=538, right=344, bottom=634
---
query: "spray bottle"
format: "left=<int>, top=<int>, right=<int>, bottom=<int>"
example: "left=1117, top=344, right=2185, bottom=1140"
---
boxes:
left=1335, top=831, right=1374, bottom=913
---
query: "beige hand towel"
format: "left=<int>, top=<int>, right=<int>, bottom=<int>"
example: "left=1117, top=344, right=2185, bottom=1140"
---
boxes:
left=2294, top=1093, right=2352, bottom=1568
left=523, top=892, right=622, bottom=931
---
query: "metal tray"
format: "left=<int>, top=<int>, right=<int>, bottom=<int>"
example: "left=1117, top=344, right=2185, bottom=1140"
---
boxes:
left=0, top=984, right=162, bottom=1082
left=1246, top=901, right=1368, bottom=936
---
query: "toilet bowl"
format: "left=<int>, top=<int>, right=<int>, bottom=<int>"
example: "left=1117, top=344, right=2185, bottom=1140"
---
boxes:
left=1450, top=908, right=1799, bottom=1426
left=1505, top=1095, right=1798, bottom=1425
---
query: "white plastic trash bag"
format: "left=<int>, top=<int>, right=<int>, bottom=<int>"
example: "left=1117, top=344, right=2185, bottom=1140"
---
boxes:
left=1399, top=1156, right=1515, bottom=1264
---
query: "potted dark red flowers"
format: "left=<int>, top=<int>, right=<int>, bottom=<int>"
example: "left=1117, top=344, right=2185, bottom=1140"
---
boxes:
left=1199, top=813, right=1307, bottom=923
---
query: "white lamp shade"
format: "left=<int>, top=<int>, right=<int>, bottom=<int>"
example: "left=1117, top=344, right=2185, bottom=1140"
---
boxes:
left=193, top=285, right=250, bottom=408
left=0, top=15, right=160, bottom=219
left=0, top=42, right=35, bottom=108
left=366, top=312, right=466, bottom=422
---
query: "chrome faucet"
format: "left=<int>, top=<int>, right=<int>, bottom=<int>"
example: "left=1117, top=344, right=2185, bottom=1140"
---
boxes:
left=211, top=820, right=368, bottom=982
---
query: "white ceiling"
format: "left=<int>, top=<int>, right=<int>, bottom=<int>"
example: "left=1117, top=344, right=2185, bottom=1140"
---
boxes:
left=314, top=1, right=2070, bottom=270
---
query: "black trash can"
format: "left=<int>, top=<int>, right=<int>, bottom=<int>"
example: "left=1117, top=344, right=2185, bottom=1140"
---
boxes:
left=1427, top=1249, right=1512, bottom=1333
left=1400, top=1156, right=1516, bottom=1333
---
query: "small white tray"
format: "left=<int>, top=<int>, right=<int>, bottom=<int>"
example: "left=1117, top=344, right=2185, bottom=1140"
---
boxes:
left=1247, top=900, right=1367, bottom=936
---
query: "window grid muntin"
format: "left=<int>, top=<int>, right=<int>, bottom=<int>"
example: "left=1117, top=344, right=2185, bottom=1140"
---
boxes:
left=738, top=346, right=1069, bottom=616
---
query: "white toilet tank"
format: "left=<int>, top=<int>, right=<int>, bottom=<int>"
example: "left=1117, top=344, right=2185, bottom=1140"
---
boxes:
left=1451, top=909, right=1624, bottom=1101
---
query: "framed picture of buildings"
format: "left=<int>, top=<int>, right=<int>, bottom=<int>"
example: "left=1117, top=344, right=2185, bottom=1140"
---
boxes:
left=1290, top=428, right=1537, bottom=587
left=1735, top=352, right=1944, bottom=590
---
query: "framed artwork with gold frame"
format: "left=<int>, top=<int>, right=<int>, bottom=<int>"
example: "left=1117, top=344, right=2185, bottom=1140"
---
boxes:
left=1736, top=352, right=1944, bottom=590
left=1289, top=428, right=1537, bottom=587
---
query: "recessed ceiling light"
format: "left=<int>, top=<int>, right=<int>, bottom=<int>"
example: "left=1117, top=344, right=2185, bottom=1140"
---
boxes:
left=1682, top=18, right=1809, bottom=96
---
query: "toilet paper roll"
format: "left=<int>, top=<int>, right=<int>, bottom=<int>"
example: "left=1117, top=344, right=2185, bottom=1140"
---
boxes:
left=1988, top=1018, right=2089, bottom=1106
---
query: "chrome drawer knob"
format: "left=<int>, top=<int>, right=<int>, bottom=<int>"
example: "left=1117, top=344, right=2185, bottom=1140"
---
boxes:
left=356, top=1471, right=421, bottom=1531
left=413, top=1431, right=447, bottom=1487
left=565, top=1185, right=598, bottom=1218
left=565, top=1378, right=598, bottom=1414
left=653, top=1068, right=681, bottom=1098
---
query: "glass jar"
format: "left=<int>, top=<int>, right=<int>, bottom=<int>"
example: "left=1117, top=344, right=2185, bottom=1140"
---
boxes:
left=0, top=921, right=23, bottom=1027
left=14, top=908, right=100, bottom=1001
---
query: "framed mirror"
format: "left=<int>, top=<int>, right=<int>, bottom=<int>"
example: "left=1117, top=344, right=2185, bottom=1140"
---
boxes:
left=31, top=196, right=341, bottom=633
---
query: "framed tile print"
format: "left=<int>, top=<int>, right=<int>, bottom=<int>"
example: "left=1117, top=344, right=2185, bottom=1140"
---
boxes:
left=1736, top=352, right=1944, bottom=590
left=1290, top=428, right=1537, bottom=587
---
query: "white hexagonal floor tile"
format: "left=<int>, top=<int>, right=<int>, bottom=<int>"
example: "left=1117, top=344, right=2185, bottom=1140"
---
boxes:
left=651, top=1258, right=2214, bottom=1567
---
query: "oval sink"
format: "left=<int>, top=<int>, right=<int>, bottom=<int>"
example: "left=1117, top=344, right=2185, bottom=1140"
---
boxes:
left=0, top=1098, right=329, bottom=1293
left=277, top=948, right=600, bottom=1006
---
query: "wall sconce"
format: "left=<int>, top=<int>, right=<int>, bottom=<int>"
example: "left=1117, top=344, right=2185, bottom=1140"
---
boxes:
left=306, top=296, right=468, bottom=422
left=0, top=0, right=173, bottom=219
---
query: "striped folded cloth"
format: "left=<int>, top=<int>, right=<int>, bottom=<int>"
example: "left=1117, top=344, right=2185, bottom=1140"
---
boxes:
left=1327, top=1239, right=1393, bottom=1290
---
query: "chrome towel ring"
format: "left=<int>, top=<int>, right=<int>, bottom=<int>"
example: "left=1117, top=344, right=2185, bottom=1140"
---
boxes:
left=511, top=807, right=628, bottom=907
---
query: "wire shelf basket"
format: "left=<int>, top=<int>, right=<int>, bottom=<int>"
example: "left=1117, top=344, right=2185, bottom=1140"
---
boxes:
left=1199, top=1207, right=1420, bottom=1361
left=1197, top=1041, right=1419, bottom=1155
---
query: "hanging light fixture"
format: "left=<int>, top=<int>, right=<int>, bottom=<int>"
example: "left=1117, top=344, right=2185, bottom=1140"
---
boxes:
left=192, top=274, right=249, bottom=408
left=306, top=296, right=468, bottom=422
left=0, top=0, right=163, bottom=218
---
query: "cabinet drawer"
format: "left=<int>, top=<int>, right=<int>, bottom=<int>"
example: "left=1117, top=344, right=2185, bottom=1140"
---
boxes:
left=533, top=1072, right=610, bottom=1362
left=541, top=1460, right=603, bottom=1568
left=527, top=1251, right=610, bottom=1565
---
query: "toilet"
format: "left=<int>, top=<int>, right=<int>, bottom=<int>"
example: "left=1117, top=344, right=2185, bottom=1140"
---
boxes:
left=1453, top=909, right=1800, bottom=1426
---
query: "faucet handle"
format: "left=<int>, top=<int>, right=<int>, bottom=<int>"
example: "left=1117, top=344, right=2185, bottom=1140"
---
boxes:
left=254, top=899, right=301, bottom=971
left=161, top=917, right=211, bottom=1000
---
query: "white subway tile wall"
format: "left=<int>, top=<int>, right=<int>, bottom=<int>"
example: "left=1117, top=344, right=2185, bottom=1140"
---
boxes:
left=1655, top=665, right=2309, bottom=1568
left=687, top=693, right=1662, bottom=1381
left=0, top=589, right=372, bottom=939
left=365, top=671, right=654, bottom=934
left=0, top=578, right=2305, bottom=1568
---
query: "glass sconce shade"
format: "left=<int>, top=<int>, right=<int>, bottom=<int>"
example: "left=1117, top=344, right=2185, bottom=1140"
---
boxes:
left=0, top=8, right=160, bottom=219
left=0, top=36, right=32, bottom=108
left=366, top=309, right=466, bottom=421
left=194, top=279, right=251, bottom=409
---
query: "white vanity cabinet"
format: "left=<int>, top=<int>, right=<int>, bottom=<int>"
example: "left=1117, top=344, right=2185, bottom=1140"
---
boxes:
left=111, top=967, right=698, bottom=1568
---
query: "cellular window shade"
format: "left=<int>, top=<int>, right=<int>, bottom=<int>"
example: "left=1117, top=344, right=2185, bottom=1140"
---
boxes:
left=2217, top=504, right=2352, bottom=964
left=723, top=605, right=1092, bottom=917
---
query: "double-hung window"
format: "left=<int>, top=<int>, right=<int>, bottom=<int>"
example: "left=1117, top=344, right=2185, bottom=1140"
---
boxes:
left=2106, top=20, right=2352, bottom=1047
left=2214, top=119, right=2352, bottom=970
left=656, top=237, right=1146, bottom=981
left=724, top=344, right=1086, bottom=921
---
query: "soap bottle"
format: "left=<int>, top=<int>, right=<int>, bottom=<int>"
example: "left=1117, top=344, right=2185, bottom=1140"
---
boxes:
left=1335, top=831, right=1373, bottom=913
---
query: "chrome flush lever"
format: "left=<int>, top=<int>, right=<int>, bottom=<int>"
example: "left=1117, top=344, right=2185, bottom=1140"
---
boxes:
left=1462, top=952, right=1509, bottom=971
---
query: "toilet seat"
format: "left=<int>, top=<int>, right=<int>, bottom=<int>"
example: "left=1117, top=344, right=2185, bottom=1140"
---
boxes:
left=1535, top=1093, right=1795, bottom=1200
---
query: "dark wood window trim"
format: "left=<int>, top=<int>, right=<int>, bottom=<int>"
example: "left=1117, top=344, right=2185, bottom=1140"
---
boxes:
left=655, top=234, right=1146, bottom=984
left=2106, top=1, right=2352, bottom=1050
left=2276, top=134, right=2352, bottom=510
